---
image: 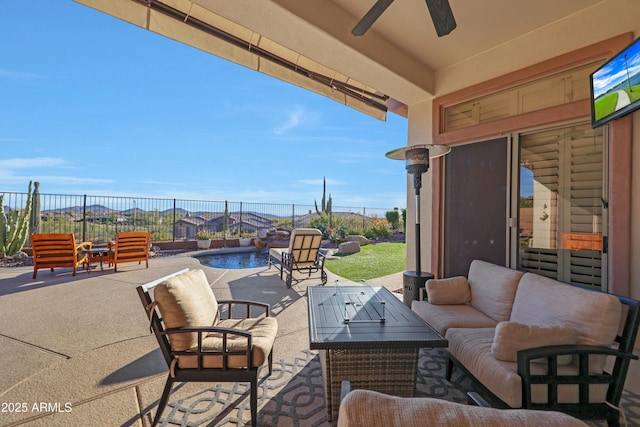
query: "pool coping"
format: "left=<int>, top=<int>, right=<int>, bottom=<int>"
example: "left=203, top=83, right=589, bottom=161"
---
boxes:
left=192, top=246, right=261, bottom=256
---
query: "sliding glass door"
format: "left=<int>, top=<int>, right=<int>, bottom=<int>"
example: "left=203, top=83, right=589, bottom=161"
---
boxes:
left=518, top=123, right=605, bottom=289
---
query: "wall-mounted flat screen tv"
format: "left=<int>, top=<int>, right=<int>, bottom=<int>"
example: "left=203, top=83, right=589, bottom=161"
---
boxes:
left=590, top=36, right=640, bottom=128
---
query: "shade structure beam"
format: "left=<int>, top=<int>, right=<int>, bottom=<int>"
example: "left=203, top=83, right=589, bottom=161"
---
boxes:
left=131, top=0, right=389, bottom=113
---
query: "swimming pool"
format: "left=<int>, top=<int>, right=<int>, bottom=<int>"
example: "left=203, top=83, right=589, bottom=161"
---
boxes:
left=195, top=249, right=270, bottom=269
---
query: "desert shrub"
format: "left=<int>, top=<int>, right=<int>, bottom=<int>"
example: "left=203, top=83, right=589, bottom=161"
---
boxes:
left=385, top=210, right=400, bottom=229
left=363, top=218, right=392, bottom=239
left=326, top=226, right=347, bottom=243
left=152, top=231, right=173, bottom=241
left=308, top=212, right=330, bottom=238
left=310, top=214, right=394, bottom=240
left=402, top=208, right=407, bottom=233
left=273, top=218, right=292, bottom=227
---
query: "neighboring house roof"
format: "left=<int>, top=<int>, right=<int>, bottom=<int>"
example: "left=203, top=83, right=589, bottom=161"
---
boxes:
left=176, top=216, right=208, bottom=227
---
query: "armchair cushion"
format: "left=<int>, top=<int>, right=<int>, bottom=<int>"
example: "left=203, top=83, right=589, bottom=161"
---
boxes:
left=337, top=389, right=589, bottom=427
left=153, top=269, right=219, bottom=351
left=178, top=317, right=278, bottom=369
left=426, top=276, right=471, bottom=305
left=491, top=321, right=578, bottom=364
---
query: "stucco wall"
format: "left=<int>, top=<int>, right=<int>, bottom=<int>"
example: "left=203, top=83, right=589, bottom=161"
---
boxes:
left=631, top=112, right=640, bottom=300
left=628, top=110, right=640, bottom=395
left=407, top=2, right=640, bottom=391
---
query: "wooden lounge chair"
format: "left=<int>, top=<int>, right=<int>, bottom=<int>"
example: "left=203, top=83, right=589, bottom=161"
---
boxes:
left=31, top=233, right=92, bottom=279
left=137, top=269, right=277, bottom=427
left=109, top=231, right=150, bottom=272
left=268, top=228, right=327, bottom=287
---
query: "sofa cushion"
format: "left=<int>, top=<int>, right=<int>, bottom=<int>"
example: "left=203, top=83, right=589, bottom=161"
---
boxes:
left=491, top=321, right=578, bottom=364
left=337, top=389, right=589, bottom=427
left=446, top=328, right=607, bottom=408
left=412, top=301, right=497, bottom=335
left=153, top=269, right=219, bottom=351
left=426, top=276, right=471, bottom=305
left=446, top=327, right=522, bottom=407
left=177, top=316, right=278, bottom=369
left=468, top=260, right=524, bottom=323
left=510, top=273, right=622, bottom=372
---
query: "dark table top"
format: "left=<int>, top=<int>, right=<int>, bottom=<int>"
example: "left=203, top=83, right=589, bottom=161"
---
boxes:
left=90, top=247, right=109, bottom=253
left=307, top=285, right=447, bottom=350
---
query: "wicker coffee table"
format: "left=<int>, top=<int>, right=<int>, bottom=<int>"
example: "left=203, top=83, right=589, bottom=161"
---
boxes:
left=307, top=285, right=447, bottom=421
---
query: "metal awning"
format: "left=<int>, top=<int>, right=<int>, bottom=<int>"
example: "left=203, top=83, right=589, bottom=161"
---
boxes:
left=75, top=0, right=390, bottom=120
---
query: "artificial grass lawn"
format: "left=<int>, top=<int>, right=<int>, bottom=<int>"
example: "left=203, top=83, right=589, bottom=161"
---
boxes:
left=594, top=85, right=640, bottom=121
left=324, top=242, right=406, bottom=282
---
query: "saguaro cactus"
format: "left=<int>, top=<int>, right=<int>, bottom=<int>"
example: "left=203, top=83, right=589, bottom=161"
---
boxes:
left=29, top=181, right=41, bottom=235
left=1, top=181, right=33, bottom=257
left=314, top=177, right=332, bottom=216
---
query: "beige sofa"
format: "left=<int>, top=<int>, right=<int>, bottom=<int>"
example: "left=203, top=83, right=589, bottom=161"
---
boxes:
left=411, top=260, right=640, bottom=425
left=337, top=388, right=588, bottom=427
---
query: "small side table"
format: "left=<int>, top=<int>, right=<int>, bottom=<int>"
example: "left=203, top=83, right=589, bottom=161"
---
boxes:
left=88, top=247, right=110, bottom=272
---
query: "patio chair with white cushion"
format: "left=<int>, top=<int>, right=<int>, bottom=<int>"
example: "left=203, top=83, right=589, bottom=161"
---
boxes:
left=268, top=228, right=327, bottom=287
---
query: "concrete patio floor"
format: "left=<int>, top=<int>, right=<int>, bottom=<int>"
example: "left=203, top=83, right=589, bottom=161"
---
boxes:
left=0, top=252, right=403, bottom=426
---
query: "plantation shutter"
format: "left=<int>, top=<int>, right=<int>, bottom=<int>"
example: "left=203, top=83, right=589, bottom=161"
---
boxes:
left=564, top=126, right=603, bottom=287
left=519, top=124, right=604, bottom=289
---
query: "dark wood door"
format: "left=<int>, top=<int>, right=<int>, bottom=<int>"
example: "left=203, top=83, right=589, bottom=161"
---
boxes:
left=444, top=137, right=508, bottom=277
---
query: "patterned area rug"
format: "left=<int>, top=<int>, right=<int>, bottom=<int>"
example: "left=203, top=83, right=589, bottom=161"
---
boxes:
left=158, top=348, right=640, bottom=426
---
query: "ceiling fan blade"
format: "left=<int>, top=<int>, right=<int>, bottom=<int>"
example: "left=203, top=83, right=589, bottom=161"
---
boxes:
left=425, top=0, right=456, bottom=37
left=352, top=0, right=395, bottom=36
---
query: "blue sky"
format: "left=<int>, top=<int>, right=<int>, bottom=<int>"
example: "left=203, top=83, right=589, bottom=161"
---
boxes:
left=592, top=39, right=640, bottom=98
left=0, top=1, right=408, bottom=209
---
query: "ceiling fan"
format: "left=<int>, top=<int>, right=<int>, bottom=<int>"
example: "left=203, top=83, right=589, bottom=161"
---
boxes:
left=352, top=0, right=456, bottom=37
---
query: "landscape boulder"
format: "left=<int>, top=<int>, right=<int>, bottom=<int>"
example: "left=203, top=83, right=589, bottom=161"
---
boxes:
left=338, top=241, right=361, bottom=254
left=345, top=235, right=370, bottom=246
left=256, top=227, right=291, bottom=249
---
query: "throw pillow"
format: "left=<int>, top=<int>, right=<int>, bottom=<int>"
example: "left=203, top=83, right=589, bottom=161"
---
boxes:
left=491, top=321, right=578, bottom=364
left=426, top=276, right=471, bottom=305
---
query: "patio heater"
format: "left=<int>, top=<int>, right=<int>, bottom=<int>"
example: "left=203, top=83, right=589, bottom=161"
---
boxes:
left=386, top=144, right=451, bottom=306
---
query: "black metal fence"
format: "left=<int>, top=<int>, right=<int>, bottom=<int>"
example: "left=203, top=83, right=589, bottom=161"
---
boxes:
left=1, top=191, right=400, bottom=246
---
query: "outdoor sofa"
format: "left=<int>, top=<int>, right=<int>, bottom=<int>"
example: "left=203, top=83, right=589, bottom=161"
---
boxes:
left=411, top=260, right=640, bottom=426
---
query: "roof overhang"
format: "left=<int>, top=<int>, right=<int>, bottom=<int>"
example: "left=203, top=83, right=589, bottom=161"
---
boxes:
left=75, top=0, right=400, bottom=120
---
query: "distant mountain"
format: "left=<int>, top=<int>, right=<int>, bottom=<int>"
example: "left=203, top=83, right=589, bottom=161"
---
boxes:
left=121, top=207, right=146, bottom=215
left=43, top=204, right=117, bottom=215
left=37, top=206, right=343, bottom=220
left=160, top=208, right=190, bottom=216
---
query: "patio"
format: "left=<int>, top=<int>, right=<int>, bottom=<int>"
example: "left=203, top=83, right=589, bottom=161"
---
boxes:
left=0, top=253, right=404, bottom=426
left=1, top=255, right=638, bottom=426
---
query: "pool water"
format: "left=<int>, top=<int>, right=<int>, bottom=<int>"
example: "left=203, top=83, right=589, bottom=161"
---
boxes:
left=196, top=250, right=270, bottom=269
